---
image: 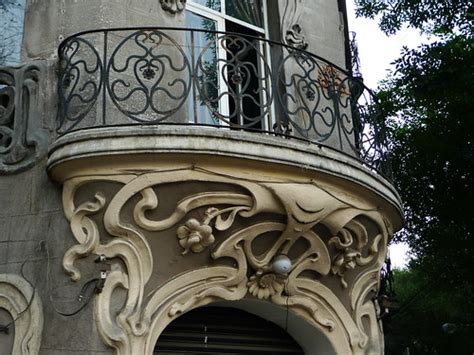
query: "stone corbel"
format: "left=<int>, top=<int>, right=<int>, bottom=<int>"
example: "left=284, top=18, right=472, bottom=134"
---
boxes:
left=281, top=0, right=308, bottom=50
left=0, top=61, right=48, bottom=174
left=0, top=274, right=44, bottom=355
left=160, top=0, right=186, bottom=14
left=60, top=168, right=389, bottom=354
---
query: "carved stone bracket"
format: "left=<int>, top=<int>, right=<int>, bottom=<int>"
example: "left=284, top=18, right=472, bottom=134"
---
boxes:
left=0, top=61, right=48, bottom=174
left=60, top=168, right=391, bottom=354
left=281, top=0, right=308, bottom=50
left=160, top=0, right=186, bottom=14
left=0, top=274, right=44, bottom=355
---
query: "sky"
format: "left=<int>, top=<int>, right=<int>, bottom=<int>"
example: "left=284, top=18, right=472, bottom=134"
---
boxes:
left=345, top=1, right=429, bottom=89
left=344, top=1, right=428, bottom=269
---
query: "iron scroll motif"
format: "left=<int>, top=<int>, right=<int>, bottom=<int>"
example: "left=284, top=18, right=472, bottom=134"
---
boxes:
left=58, top=37, right=103, bottom=132
left=0, top=61, right=48, bottom=174
left=106, top=30, right=191, bottom=123
left=195, top=33, right=273, bottom=128
left=57, top=28, right=390, bottom=176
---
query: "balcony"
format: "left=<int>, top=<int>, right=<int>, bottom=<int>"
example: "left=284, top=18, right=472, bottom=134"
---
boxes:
left=55, top=27, right=390, bottom=177
left=45, top=27, right=403, bottom=354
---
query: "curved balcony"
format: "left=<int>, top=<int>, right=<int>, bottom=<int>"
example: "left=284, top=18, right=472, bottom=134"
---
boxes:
left=56, top=27, right=390, bottom=177
left=49, top=27, right=403, bottom=355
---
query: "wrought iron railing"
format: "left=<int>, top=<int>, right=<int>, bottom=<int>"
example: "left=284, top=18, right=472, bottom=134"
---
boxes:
left=57, top=27, right=390, bottom=176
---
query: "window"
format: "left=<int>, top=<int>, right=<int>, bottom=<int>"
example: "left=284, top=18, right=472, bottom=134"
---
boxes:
left=185, top=0, right=273, bottom=130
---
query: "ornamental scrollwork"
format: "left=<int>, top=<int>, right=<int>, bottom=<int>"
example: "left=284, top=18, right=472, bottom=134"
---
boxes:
left=330, top=220, right=384, bottom=288
left=195, top=33, right=273, bottom=128
left=282, top=0, right=308, bottom=50
left=61, top=168, right=389, bottom=354
left=56, top=28, right=390, bottom=175
left=0, top=61, right=48, bottom=174
left=160, top=0, right=186, bottom=14
left=278, top=52, right=355, bottom=150
left=106, top=30, right=192, bottom=124
left=0, top=274, right=44, bottom=355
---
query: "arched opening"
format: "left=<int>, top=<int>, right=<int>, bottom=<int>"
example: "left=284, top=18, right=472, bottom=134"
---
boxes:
left=154, top=306, right=304, bottom=354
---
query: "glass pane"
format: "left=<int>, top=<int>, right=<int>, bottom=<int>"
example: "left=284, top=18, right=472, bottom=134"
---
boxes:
left=190, top=0, right=221, bottom=12
left=0, top=0, right=26, bottom=65
left=185, top=11, right=220, bottom=125
left=225, top=0, right=263, bottom=28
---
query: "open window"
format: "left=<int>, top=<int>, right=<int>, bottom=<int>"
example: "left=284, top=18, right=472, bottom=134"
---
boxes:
left=185, top=0, right=273, bottom=130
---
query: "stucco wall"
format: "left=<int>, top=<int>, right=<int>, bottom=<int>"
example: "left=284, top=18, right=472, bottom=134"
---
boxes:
left=0, top=160, right=115, bottom=354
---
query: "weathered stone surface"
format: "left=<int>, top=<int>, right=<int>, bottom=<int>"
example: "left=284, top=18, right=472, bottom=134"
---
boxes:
left=47, top=128, right=402, bottom=353
left=0, top=217, right=10, bottom=242
left=0, top=61, right=49, bottom=174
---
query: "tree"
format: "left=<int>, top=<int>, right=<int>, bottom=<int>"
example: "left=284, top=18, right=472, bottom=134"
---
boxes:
left=385, top=269, right=474, bottom=354
left=0, top=0, right=24, bottom=65
left=355, top=0, right=474, bottom=353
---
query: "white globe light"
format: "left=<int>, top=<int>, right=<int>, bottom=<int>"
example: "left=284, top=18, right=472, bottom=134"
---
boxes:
left=272, top=255, right=292, bottom=274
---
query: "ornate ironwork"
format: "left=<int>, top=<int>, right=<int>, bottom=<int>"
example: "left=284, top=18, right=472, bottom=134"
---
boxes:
left=57, top=27, right=390, bottom=176
left=196, top=33, right=273, bottom=128
left=106, top=30, right=191, bottom=123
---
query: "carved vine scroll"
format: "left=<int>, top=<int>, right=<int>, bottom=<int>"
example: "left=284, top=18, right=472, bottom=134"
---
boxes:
left=61, top=168, right=390, bottom=354
left=0, top=61, right=48, bottom=174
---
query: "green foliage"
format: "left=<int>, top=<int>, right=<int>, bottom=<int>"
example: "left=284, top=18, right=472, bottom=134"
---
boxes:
left=385, top=268, right=474, bottom=354
left=381, top=37, right=474, bottom=352
left=384, top=36, right=474, bottom=285
left=356, top=0, right=474, bottom=353
left=355, top=0, right=473, bottom=35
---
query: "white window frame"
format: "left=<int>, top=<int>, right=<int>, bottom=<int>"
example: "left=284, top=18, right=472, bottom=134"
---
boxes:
left=188, top=1, right=267, bottom=35
left=187, top=0, right=274, bottom=130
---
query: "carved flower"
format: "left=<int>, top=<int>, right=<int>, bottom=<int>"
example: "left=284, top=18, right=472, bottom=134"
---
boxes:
left=247, top=270, right=285, bottom=300
left=331, top=248, right=361, bottom=288
left=177, top=219, right=215, bottom=255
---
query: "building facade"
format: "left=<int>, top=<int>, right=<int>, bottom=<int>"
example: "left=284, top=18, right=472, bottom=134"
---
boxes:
left=0, top=0, right=403, bottom=354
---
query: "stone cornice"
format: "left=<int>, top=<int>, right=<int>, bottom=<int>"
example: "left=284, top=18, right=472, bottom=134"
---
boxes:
left=48, top=126, right=403, bottom=227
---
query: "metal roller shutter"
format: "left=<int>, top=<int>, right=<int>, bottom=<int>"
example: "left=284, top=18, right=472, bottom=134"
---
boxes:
left=154, top=306, right=304, bottom=354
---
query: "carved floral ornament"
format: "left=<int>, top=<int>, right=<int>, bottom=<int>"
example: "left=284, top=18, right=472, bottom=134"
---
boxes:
left=60, top=168, right=392, bottom=354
